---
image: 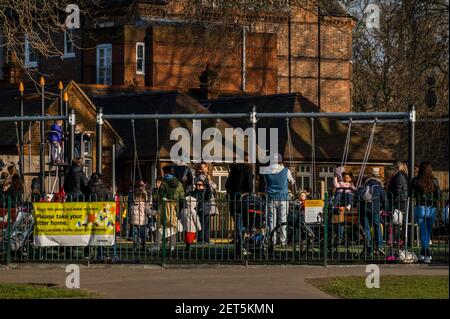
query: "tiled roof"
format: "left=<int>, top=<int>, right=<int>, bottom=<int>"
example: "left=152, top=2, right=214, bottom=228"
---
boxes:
left=202, top=93, right=391, bottom=163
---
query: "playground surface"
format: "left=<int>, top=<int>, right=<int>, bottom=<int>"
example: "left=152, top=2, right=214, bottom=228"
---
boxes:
left=0, top=264, right=447, bottom=299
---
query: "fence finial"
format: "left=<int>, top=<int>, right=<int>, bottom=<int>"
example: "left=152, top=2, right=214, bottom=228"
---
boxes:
left=39, top=76, right=45, bottom=87
left=58, top=81, right=64, bottom=90
left=63, top=92, right=69, bottom=102
left=19, top=82, right=24, bottom=93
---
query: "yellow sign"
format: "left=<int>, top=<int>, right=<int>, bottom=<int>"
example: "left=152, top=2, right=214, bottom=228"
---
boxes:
left=304, top=200, right=324, bottom=224
left=305, top=200, right=324, bottom=207
left=33, top=202, right=116, bottom=246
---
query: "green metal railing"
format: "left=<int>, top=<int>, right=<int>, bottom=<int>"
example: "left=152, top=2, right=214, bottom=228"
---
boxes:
left=1, top=191, right=448, bottom=265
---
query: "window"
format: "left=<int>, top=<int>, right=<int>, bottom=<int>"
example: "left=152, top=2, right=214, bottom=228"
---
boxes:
left=96, top=44, right=112, bottom=85
left=319, top=166, right=335, bottom=193
left=24, top=35, right=38, bottom=68
left=212, top=166, right=229, bottom=193
left=63, top=30, right=75, bottom=58
left=136, top=42, right=145, bottom=74
left=83, top=158, right=93, bottom=179
left=296, top=165, right=312, bottom=191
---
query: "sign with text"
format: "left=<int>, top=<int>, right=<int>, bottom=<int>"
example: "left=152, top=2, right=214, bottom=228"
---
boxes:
left=304, top=200, right=324, bottom=224
left=33, top=202, right=116, bottom=246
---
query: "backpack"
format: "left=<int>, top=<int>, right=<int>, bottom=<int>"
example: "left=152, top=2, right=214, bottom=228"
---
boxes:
left=362, top=184, right=375, bottom=202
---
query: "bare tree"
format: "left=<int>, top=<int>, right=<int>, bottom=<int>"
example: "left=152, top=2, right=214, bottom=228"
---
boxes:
left=346, top=0, right=449, bottom=117
left=0, top=0, right=101, bottom=81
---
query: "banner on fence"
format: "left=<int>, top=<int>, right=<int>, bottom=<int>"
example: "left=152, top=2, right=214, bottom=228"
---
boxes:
left=304, top=200, right=324, bottom=224
left=33, top=202, right=116, bottom=246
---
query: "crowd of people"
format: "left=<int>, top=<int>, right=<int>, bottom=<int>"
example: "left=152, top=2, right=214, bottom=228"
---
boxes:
left=0, top=153, right=447, bottom=263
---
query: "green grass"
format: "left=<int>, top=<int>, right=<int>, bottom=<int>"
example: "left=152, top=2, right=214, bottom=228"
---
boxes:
left=0, top=283, right=97, bottom=299
left=308, top=276, right=449, bottom=299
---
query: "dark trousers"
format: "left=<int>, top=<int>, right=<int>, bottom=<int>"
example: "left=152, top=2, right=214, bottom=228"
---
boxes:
left=198, top=214, right=210, bottom=243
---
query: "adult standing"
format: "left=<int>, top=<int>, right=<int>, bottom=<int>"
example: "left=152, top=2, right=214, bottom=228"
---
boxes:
left=225, top=163, right=253, bottom=256
left=190, top=176, right=213, bottom=243
left=261, top=154, right=295, bottom=246
left=411, top=161, right=441, bottom=263
left=387, top=161, right=409, bottom=245
left=86, top=173, right=113, bottom=201
left=64, top=157, right=88, bottom=201
left=151, top=165, right=185, bottom=253
left=358, top=168, right=387, bottom=257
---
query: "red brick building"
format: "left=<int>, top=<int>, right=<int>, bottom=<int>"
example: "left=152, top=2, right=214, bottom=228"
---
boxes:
left=1, top=0, right=355, bottom=113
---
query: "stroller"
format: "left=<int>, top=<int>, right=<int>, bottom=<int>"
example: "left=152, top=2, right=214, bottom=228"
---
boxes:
left=239, top=193, right=267, bottom=254
left=287, top=202, right=316, bottom=243
left=0, top=203, right=34, bottom=254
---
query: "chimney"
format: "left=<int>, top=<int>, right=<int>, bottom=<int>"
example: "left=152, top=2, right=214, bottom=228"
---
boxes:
left=199, top=64, right=218, bottom=100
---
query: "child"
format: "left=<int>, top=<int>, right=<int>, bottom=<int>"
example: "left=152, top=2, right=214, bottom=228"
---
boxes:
left=179, top=196, right=202, bottom=251
left=333, top=167, right=356, bottom=210
left=130, top=189, right=150, bottom=251
left=49, top=120, right=63, bottom=163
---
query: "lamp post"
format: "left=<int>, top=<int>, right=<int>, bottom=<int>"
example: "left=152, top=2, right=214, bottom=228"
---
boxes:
left=18, top=82, right=24, bottom=180
left=39, top=77, right=45, bottom=194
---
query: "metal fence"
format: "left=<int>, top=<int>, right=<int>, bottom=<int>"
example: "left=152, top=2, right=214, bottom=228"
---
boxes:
left=1, top=191, right=448, bottom=265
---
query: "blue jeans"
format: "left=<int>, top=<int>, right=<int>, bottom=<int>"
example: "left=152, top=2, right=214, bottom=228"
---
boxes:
left=414, top=206, right=436, bottom=255
left=362, top=211, right=383, bottom=253
left=334, top=192, right=354, bottom=207
left=132, top=225, right=146, bottom=249
left=268, top=200, right=289, bottom=245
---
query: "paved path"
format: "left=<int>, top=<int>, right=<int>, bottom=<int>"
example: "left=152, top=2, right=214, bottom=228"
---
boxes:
left=0, top=264, right=448, bottom=299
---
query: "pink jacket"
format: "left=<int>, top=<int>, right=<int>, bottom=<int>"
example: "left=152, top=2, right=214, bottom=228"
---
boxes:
left=333, top=177, right=356, bottom=194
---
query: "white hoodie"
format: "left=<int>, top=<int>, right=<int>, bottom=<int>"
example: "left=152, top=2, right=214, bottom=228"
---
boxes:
left=179, top=196, right=202, bottom=233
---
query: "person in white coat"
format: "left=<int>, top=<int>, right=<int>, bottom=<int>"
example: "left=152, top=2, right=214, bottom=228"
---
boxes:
left=179, top=196, right=202, bottom=251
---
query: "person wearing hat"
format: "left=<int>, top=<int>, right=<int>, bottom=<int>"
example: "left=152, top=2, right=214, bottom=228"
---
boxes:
left=261, top=153, right=295, bottom=247
left=189, top=174, right=214, bottom=243
left=358, top=167, right=387, bottom=258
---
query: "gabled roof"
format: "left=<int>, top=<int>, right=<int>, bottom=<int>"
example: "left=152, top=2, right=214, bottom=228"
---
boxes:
left=83, top=87, right=233, bottom=159
left=0, top=81, right=123, bottom=148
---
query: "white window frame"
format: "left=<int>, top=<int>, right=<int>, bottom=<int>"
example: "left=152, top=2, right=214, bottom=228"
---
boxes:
left=212, top=166, right=229, bottom=193
left=319, top=166, right=335, bottom=192
left=296, top=165, right=312, bottom=191
left=96, top=43, right=112, bottom=85
left=63, top=30, right=75, bottom=58
left=136, top=42, right=145, bottom=75
left=24, top=35, right=38, bottom=68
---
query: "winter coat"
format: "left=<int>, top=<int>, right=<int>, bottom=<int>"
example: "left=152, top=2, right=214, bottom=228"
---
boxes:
left=189, top=182, right=213, bottom=217
left=172, top=165, right=194, bottom=192
left=158, top=175, right=185, bottom=228
left=225, top=164, right=252, bottom=197
left=411, top=177, right=441, bottom=207
left=356, top=178, right=387, bottom=215
left=226, top=164, right=253, bottom=216
left=64, top=164, right=88, bottom=201
left=87, top=180, right=113, bottom=201
left=158, top=175, right=185, bottom=203
left=48, top=123, right=63, bottom=143
left=387, top=171, right=409, bottom=211
left=130, top=200, right=151, bottom=226
left=179, top=196, right=202, bottom=233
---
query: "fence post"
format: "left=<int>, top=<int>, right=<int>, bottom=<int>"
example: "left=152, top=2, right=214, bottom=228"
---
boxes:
left=161, top=197, right=167, bottom=264
left=6, top=195, right=12, bottom=265
left=323, top=192, right=328, bottom=267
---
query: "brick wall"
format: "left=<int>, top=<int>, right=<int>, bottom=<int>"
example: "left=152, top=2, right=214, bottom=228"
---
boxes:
left=148, top=25, right=278, bottom=94
left=83, top=26, right=125, bottom=85
left=276, top=10, right=354, bottom=112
